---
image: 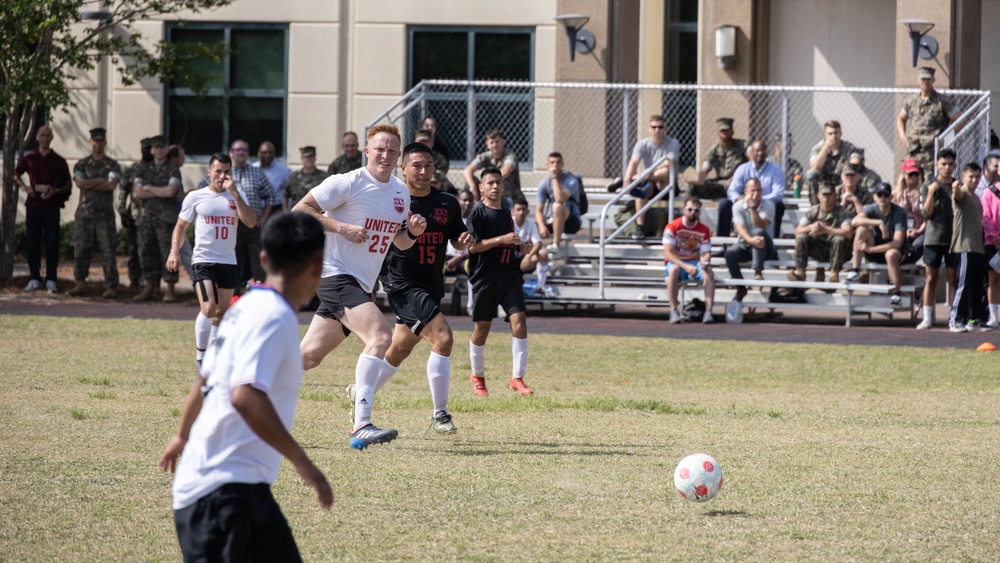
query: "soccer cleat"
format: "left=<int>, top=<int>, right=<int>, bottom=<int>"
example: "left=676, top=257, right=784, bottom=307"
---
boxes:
left=432, top=410, right=458, bottom=434
left=470, top=374, right=488, bottom=397
left=949, top=321, right=968, bottom=333
left=348, top=424, right=398, bottom=450
left=23, top=279, right=41, bottom=291
left=844, top=270, right=860, bottom=283
left=669, top=309, right=682, bottom=324
left=346, top=384, right=356, bottom=427
left=67, top=281, right=86, bottom=297
left=916, top=317, right=932, bottom=330
left=45, top=280, right=58, bottom=293
left=509, top=378, right=534, bottom=395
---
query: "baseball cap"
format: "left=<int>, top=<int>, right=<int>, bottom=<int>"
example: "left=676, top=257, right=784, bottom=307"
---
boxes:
left=901, top=158, right=920, bottom=174
left=149, top=135, right=167, bottom=147
left=89, top=128, right=106, bottom=141
left=716, top=117, right=734, bottom=131
left=918, top=67, right=935, bottom=79
left=841, top=163, right=859, bottom=176
left=299, top=146, right=316, bottom=157
left=873, top=182, right=892, bottom=196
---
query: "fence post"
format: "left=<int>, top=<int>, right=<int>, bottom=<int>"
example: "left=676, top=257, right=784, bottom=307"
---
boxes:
left=466, top=82, right=476, bottom=162
left=781, top=90, right=789, bottom=173
left=419, top=81, right=427, bottom=121
left=622, top=88, right=631, bottom=177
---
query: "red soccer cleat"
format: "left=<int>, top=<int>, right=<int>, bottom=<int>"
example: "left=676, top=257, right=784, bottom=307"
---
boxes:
left=508, top=378, right=533, bottom=396
left=470, top=374, right=489, bottom=397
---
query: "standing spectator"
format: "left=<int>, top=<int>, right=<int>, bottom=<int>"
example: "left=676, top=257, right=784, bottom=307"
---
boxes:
left=892, top=158, right=926, bottom=264
left=327, top=131, right=362, bottom=175
left=845, top=183, right=906, bottom=307
left=67, top=127, right=122, bottom=298
left=621, top=115, right=679, bottom=239
left=975, top=154, right=999, bottom=198
left=420, top=115, right=450, bottom=161
left=981, top=160, right=1000, bottom=329
left=897, top=67, right=960, bottom=179
left=790, top=184, right=853, bottom=283
left=947, top=163, right=986, bottom=332
left=848, top=149, right=882, bottom=195
left=719, top=139, right=786, bottom=239
left=168, top=144, right=195, bottom=281
left=229, top=139, right=277, bottom=288
left=466, top=168, right=535, bottom=397
left=282, top=146, right=328, bottom=212
left=916, top=149, right=959, bottom=330
left=664, top=198, right=716, bottom=324
left=253, top=141, right=292, bottom=206
left=692, top=117, right=747, bottom=199
left=13, top=125, right=71, bottom=293
left=513, top=198, right=550, bottom=291
left=132, top=135, right=183, bottom=302
left=836, top=163, right=871, bottom=217
left=724, top=178, right=775, bottom=295
left=463, top=129, right=523, bottom=207
left=768, top=132, right=804, bottom=191
left=118, top=137, right=152, bottom=288
left=805, top=120, right=857, bottom=205
left=534, top=151, right=583, bottom=254
left=158, top=212, right=332, bottom=561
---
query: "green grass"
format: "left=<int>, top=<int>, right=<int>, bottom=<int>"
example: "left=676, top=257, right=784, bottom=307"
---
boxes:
left=1, top=315, right=999, bottom=561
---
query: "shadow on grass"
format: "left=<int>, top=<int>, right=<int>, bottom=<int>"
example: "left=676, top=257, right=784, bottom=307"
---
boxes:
left=704, top=509, right=750, bottom=518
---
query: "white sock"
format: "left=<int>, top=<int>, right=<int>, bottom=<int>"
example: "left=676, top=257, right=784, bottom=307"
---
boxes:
left=375, top=358, right=398, bottom=393
left=990, top=304, right=998, bottom=322
left=427, top=352, right=450, bottom=414
left=467, top=280, right=474, bottom=309
left=537, top=262, right=549, bottom=287
left=208, top=323, right=219, bottom=349
left=512, top=336, right=528, bottom=379
left=353, top=354, right=381, bottom=430
left=195, top=313, right=212, bottom=360
left=923, top=305, right=934, bottom=322
left=470, top=341, right=485, bottom=377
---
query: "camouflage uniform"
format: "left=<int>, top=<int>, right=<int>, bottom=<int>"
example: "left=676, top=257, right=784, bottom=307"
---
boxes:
left=117, top=161, right=146, bottom=285
left=73, top=156, right=123, bottom=287
left=431, top=149, right=449, bottom=177
left=856, top=165, right=883, bottom=195
left=472, top=149, right=523, bottom=204
left=283, top=168, right=329, bottom=209
left=901, top=91, right=958, bottom=179
left=794, top=203, right=853, bottom=273
left=804, top=140, right=857, bottom=205
left=692, top=139, right=747, bottom=199
left=328, top=154, right=362, bottom=175
left=134, top=161, right=182, bottom=283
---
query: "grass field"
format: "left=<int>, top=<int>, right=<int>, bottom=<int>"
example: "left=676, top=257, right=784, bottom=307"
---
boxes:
left=2, top=314, right=999, bottom=561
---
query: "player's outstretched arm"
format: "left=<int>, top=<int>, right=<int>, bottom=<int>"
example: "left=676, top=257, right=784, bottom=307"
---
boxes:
left=159, top=374, right=207, bottom=473
left=230, top=385, right=333, bottom=509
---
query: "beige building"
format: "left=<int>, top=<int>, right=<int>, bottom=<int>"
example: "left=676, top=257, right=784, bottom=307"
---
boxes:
left=19, top=0, right=1000, bottom=220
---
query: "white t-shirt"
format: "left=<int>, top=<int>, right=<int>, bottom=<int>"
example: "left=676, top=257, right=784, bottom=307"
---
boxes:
left=309, top=168, right=409, bottom=292
left=515, top=218, right=541, bottom=246
left=631, top=136, right=680, bottom=169
left=179, top=187, right=239, bottom=265
left=171, top=287, right=304, bottom=510
left=731, top=199, right=776, bottom=239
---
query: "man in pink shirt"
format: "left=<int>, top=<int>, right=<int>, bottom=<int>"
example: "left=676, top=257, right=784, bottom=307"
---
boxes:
left=664, top=197, right=716, bottom=323
left=980, top=165, right=1000, bottom=329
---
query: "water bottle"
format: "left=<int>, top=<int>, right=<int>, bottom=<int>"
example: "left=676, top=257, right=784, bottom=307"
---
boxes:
left=793, top=174, right=802, bottom=198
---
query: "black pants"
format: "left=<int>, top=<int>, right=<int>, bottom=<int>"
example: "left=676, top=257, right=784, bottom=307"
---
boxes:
left=235, top=222, right=264, bottom=286
left=951, top=252, right=986, bottom=325
left=25, top=207, right=61, bottom=282
left=174, top=483, right=301, bottom=563
left=716, top=199, right=785, bottom=239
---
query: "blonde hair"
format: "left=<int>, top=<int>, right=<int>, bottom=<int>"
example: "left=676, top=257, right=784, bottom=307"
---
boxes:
left=892, top=168, right=923, bottom=202
left=367, top=124, right=401, bottom=143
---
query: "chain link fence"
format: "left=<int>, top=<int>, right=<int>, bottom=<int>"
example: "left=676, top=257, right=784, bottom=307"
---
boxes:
left=368, top=80, right=990, bottom=190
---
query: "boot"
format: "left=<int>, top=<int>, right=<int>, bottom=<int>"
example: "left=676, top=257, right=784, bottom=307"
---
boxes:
left=786, top=268, right=805, bottom=282
left=66, top=281, right=86, bottom=297
left=102, top=286, right=117, bottom=299
left=133, top=280, right=158, bottom=302
left=814, top=267, right=825, bottom=283
left=162, top=282, right=177, bottom=303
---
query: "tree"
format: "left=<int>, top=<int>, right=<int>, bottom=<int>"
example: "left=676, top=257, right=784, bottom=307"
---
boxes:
left=0, top=0, right=232, bottom=281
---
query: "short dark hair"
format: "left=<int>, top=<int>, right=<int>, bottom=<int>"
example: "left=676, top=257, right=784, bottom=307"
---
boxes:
left=984, top=154, right=1000, bottom=168
left=261, top=212, right=325, bottom=275
left=513, top=197, right=529, bottom=207
left=650, top=115, right=665, bottom=124
left=485, top=129, right=505, bottom=141
left=402, top=142, right=433, bottom=162
left=548, top=151, right=563, bottom=160
left=167, top=144, right=184, bottom=160
left=208, top=152, right=231, bottom=167
left=684, top=197, right=702, bottom=208
left=963, top=162, right=982, bottom=174
left=456, top=188, right=474, bottom=200
left=480, top=167, right=503, bottom=181
left=938, top=148, right=957, bottom=161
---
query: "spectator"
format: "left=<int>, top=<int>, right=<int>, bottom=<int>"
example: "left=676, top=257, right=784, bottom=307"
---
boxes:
left=414, top=129, right=449, bottom=177
left=947, top=163, right=986, bottom=332
left=892, top=158, right=926, bottom=265
left=282, top=146, right=329, bottom=212
left=445, top=189, right=476, bottom=314
left=132, top=135, right=183, bottom=302
left=916, top=149, right=959, bottom=330
left=67, top=127, right=122, bottom=298
left=724, top=178, right=776, bottom=299
left=719, top=139, right=786, bottom=239
left=118, top=137, right=152, bottom=288
left=462, top=129, right=523, bottom=207
left=534, top=151, right=583, bottom=255
left=421, top=115, right=450, bottom=161
left=228, top=139, right=278, bottom=288
left=768, top=132, right=804, bottom=191
left=975, top=153, right=999, bottom=198
left=848, top=149, right=882, bottom=195
left=805, top=120, right=857, bottom=205
left=845, top=183, right=905, bottom=306
left=328, top=131, right=362, bottom=175
left=253, top=141, right=292, bottom=204
left=512, top=198, right=550, bottom=292
left=790, top=184, right=853, bottom=283
left=981, top=160, right=1000, bottom=329
left=692, top=117, right=746, bottom=199
left=664, top=198, right=715, bottom=324
left=168, top=144, right=195, bottom=282
left=622, top=115, right=679, bottom=239
left=897, top=67, right=960, bottom=179
left=836, top=163, right=871, bottom=217
left=13, top=125, right=71, bottom=293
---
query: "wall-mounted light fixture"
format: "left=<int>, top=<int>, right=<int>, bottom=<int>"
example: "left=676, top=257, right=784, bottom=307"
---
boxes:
left=899, top=19, right=938, bottom=68
left=81, top=10, right=113, bottom=24
left=554, top=13, right=596, bottom=63
left=715, top=24, right=737, bottom=70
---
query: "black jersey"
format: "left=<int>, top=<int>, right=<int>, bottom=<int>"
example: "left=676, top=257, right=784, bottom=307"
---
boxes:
left=381, top=190, right=467, bottom=300
left=467, top=203, right=522, bottom=293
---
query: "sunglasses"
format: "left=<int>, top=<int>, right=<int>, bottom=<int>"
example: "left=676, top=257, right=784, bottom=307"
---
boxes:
left=874, top=192, right=890, bottom=198
left=906, top=172, right=919, bottom=177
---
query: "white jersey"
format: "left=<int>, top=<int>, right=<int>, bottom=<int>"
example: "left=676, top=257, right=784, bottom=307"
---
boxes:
left=310, top=167, right=409, bottom=292
left=515, top=218, right=541, bottom=246
left=171, top=287, right=304, bottom=510
left=178, top=187, right=239, bottom=265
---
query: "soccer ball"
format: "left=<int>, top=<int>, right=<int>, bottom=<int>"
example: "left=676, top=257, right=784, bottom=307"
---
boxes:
left=673, top=453, right=723, bottom=502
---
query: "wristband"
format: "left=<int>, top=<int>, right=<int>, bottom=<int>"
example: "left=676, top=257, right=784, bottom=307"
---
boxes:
left=405, top=228, right=418, bottom=240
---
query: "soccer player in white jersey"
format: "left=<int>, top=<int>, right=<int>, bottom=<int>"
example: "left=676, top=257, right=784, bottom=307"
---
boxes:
left=167, top=152, right=257, bottom=364
left=293, top=124, right=428, bottom=450
left=159, top=212, right=332, bottom=561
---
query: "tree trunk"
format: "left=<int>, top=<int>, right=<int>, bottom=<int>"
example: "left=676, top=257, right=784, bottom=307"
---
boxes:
left=1, top=102, right=38, bottom=281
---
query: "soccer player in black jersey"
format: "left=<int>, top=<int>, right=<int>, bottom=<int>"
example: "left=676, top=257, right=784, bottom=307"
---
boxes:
left=376, top=143, right=474, bottom=433
left=467, top=168, right=535, bottom=397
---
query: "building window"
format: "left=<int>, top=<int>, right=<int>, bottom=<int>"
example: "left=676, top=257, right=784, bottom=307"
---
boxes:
left=408, top=27, right=534, bottom=166
left=164, top=23, right=288, bottom=159
left=663, top=0, right=699, bottom=167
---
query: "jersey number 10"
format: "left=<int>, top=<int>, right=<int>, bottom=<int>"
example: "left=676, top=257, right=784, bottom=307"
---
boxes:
left=214, top=226, right=229, bottom=240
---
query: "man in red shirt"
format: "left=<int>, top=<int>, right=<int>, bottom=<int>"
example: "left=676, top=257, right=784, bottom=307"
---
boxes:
left=663, top=197, right=716, bottom=323
left=14, top=125, right=71, bottom=293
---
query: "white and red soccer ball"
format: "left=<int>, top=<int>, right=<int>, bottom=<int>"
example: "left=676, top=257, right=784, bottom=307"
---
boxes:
left=673, top=453, right=723, bottom=502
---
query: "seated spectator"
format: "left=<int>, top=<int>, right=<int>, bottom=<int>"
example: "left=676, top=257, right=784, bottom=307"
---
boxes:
left=622, top=114, right=679, bottom=239
left=430, top=170, right=457, bottom=194
left=845, top=183, right=905, bottom=306
left=724, top=178, right=776, bottom=302
left=768, top=132, right=804, bottom=191
left=421, top=115, right=450, bottom=161
left=848, top=149, right=882, bottom=194
left=892, top=158, right=925, bottom=264
left=512, top=198, right=549, bottom=293
left=718, top=139, right=786, bottom=239
left=415, top=129, right=449, bottom=177
left=462, top=129, right=522, bottom=206
left=690, top=117, right=746, bottom=199
left=976, top=153, right=999, bottom=198
left=535, top=151, right=583, bottom=255
left=805, top=120, right=857, bottom=205
left=664, top=198, right=715, bottom=324
left=790, top=185, right=853, bottom=283
left=836, top=163, right=871, bottom=217
left=328, top=131, right=362, bottom=175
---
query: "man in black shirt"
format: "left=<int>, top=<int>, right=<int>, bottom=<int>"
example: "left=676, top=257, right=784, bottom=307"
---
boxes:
left=377, top=143, right=472, bottom=433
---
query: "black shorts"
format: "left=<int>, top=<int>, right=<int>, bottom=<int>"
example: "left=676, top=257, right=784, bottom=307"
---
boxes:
left=191, top=262, right=241, bottom=290
left=315, top=275, right=373, bottom=336
left=174, top=483, right=301, bottom=563
left=923, top=245, right=959, bottom=269
left=387, top=287, right=441, bottom=336
left=471, top=279, right=526, bottom=322
left=545, top=213, right=582, bottom=235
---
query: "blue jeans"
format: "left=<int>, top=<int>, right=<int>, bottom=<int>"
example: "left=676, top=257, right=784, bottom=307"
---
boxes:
left=724, top=228, right=776, bottom=278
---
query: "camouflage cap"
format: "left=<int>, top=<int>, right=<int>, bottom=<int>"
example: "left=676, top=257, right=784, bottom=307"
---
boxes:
left=841, top=163, right=859, bottom=175
left=299, top=146, right=317, bottom=156
left=716, top=117, right=734, bottom=131
left=89, top=127, right=106, bottom=141
left=139, top=137, right=154, bottom=148
left=149, top=135, right=168, bottom=147
left=918, top=67, right=935, bottom=79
